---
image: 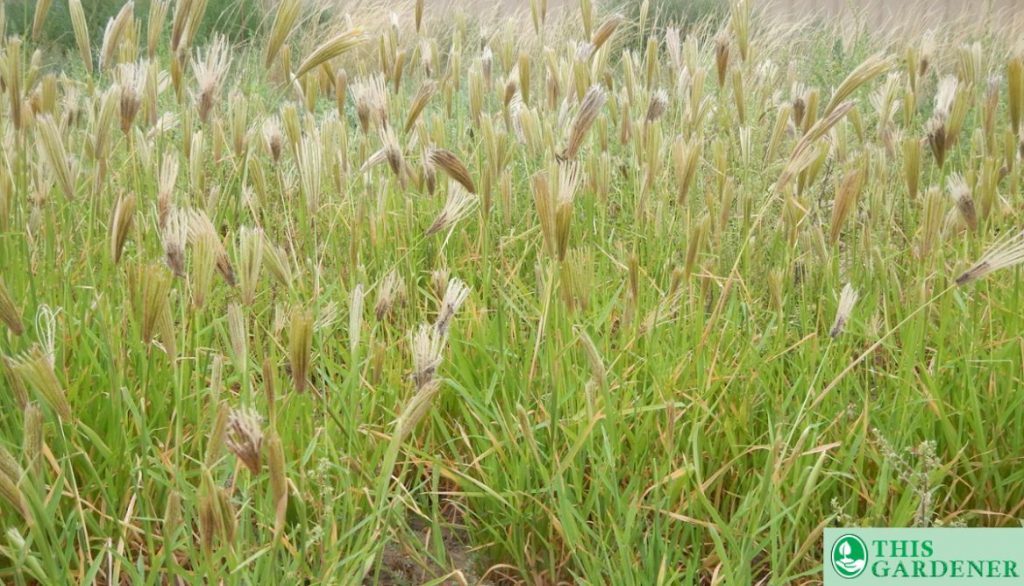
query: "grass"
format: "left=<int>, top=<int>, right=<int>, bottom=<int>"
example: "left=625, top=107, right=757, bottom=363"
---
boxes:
left=1, top=0, right=1024, bottom=583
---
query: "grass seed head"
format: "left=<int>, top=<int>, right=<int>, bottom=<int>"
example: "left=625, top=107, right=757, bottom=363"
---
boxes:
left=0, top=444, right=27, bottom=523
left=426, top=185, right=478, bottom=236
left=645, top=89, right=668, bottom=123
left=824, top=53, right=895, bottom=117
left=288, top=308, right=314, bottom=393
left=263, top=238, right=294, bottom=290
left=830, top=283, right=859, bottom=338
left=262, top=116, right=283, bottom=163
left=830, top=163, right=867, bottom=244
left=116, top=61, right=147, bottom=134
left=1, top=38, right=23, bottom=131
left=68, top=0, right=92, bottom=74
left=591, top=14, right=623, bottom=52
left=381, top=125, right=406, bottom=180
left=198, top=467, right=236, bottom=553
left=411, top=324, right=445, bottom=390
left=205, top=401, right=230, bottom=467
left=947, top=174, right=977, bottom=231
left=187, top=209, right=235, bottom=285
left=352, top=73, right=388, bottom=133
left=672, top=136, right=702, bottom=205
left=190, top=228, right=218, bottom=306
left=405, top=80, right=437, bottom=133
left=715, top=30, right=730, bottom=87
left=265, top=0, right=301, bottom=69
left=298, top=137, right=323, bottom=212
left=560, top=247, right=593, bottom=312
left=294, top=27, right=367, bottom=81
left=956, top=228, right=1024, bottom=286
left=157, top=156, right=179, bottom=226
left=100, top=2, right=134, bottom=71
left=162, top=490, right=182, bottom=546
left=349, top=284, right=365, bottom=356
left=375, top=270, right=406, bottom=321
left=109, top=192, right=136, bottom=264
left=266, top=430, right=288, bottom=538
left=192, top=35, right=231, bottom=123
left=7, top=346, right=72, bottom=421
left=435, top=277, right=470, bottom=337
left=926, top=116, right=947, bottom=167
left=22, top=403, right=43, bottom=477
left=225, top=407, right=263, bottom=474
left=227, top=303, right=248, bottom=376
left=238, top=226, right=264, bottom=305
left=36, top=115, right=76, bottom=200
left=2, top=356, right=29, bottom=409
left=427, top=147, right=476, bottom=193
left=560, top=85, right=606, bottom=161
left=1008, top=51, right=1024, bottom=134
left=902, top=136, right=922, bottom=199
left=0, top=278, right=24, bottom=335
left=146, top=0, right=169, bottom=58
left=131, top=263, right=176, bottom=357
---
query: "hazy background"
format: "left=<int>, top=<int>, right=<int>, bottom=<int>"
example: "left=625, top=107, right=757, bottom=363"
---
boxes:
left=763, top=0, right=1024, bottom=29
left=7, top=0, right=1024, bottom=53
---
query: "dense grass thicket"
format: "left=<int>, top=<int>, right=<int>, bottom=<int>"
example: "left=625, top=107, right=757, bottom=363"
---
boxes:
left=2, top=0, right=1024, bottom=583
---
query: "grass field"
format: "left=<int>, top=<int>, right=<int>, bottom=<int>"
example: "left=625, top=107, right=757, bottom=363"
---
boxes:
left=2, top=0, right=1024, bottom=583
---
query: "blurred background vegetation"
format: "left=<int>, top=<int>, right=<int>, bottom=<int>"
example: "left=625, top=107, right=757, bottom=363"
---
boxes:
left=5, top=0, right=728, bottom=55
left=637, top=0, right=727, bottom=28
left=3, top=0, right=266, bottom=49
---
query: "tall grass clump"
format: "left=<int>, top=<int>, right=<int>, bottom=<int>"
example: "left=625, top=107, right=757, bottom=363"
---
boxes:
left=2, top=1, right=1024, bottom=584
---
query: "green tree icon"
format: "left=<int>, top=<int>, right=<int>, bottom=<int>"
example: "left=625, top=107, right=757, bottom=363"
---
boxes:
left=831, top=535, right=868, bottom=578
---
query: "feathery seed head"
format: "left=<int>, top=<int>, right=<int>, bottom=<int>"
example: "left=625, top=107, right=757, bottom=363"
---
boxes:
left=430, top=269, right=450, bottom=301
left=161, top=208, right=188, bottom=279
left=227, top=302, right=247, bottom=377
left=0, top=279, right=23, bottom=335
left=830, top=283, right=859, bottom=338
left=7, top=346, right=72, bottom=421
left=427, top=147, right=476, bottom=193
left=947, top=174, right=977, bottom=231
left=435, top=277, right=470, bottom=337
left=288, top=308, right=314, bottom=393
left=265, top=0, right=301, bottom=69
left=187, top=209, right=235, bottom=285
left=131, top=263, right=177, bottom=358
left=263, top=238, right=293, bottom=290
left=352, top=74, right=388, bottom=133
left=262, top=116, right=283, bottom=163
left=115, top=61, right=147, bottom=134
left=559, top=85, right=606, bottom=161
left=266, top=430, right=288, bottom=537
left=715, top=30, right=730, bottom=86
left=411, top=324, right=444, bottom=389
left=225, top=407, right=263, bottom=474
left=157, top=156, right=179, bottom=226
left=375, top=270, right=406, bottom=321
left=35, top=115, right=76, bottom=200
left=956, top=229, right=1024, bottom=286
left=426, top=185, right=478, bottom=236
left=591, top=14, right=623, bottom=52
left=645, top=89, right=669, bottom=123
left=294, top=27, right=367, bottom=81
left=237, top=226, right=264, bottom=305
left=109, top=193, right=136, bottom=264
left=192, top=35, right=231, bottom=123
left=349, top=284, right=365, bottom=356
